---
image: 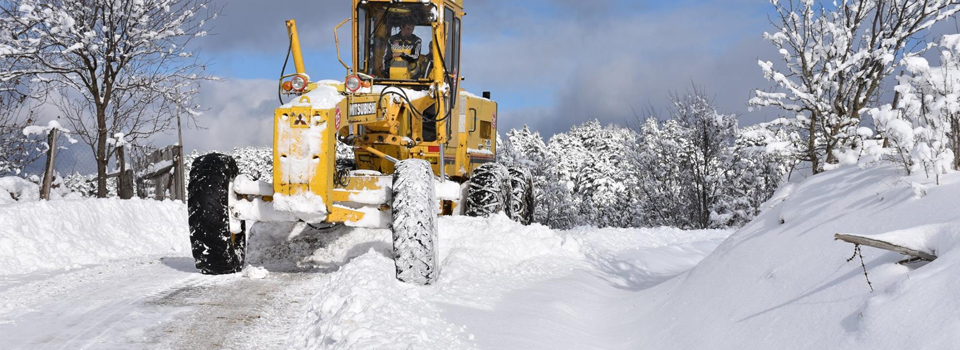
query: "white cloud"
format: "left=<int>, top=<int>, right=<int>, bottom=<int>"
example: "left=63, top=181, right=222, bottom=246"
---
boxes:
left=167, top=79, right=278, bottom=153
left=459, top=1, right=778, bottom=135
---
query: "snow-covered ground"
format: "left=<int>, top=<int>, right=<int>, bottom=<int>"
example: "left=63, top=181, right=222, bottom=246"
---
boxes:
left=0, top=196, right=729, bottom=349
left=4, top=163, right=960, bottom=349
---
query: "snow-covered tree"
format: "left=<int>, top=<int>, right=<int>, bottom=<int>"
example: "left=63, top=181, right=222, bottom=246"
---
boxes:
left=506, top=126, right=578, bottom=229
left=669, top=90, right=738, bottom=228
left=546, top=128, right=588, bottom=227
left=871, top=34, right=960, bottom=180
left=750, top=0, right=960, bottom=174
left=231, top=146, right=273, bottom=182
left=713, top=124, right=793, bottom=227
left=184, top=146, right=273, bottom=185
left=548, top=120, right=634, bottom=228
left=0, top=0, right=219, bottom=197
left=628, top=118, right=691, bottom=228
left=495, top=133, right=518, bottom=167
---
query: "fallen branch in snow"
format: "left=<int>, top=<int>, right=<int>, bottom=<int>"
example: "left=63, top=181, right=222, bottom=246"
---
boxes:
left=834, top=233, right=938, bottom=262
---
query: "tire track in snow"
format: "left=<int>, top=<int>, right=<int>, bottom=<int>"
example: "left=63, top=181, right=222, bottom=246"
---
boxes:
left=0, top=256, right=220, bottom=350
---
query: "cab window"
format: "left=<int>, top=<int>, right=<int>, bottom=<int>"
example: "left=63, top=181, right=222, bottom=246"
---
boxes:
left=358, top=3, right=435, bottom=81
left=444, top=8, right=461, bottom=76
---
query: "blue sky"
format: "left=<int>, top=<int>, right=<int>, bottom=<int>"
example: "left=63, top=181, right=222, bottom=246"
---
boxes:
left=167, top=0, right=780, bottom=153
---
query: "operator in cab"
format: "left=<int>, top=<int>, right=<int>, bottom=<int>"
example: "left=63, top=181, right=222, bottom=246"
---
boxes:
left=382, top=18, right=422, bottom=79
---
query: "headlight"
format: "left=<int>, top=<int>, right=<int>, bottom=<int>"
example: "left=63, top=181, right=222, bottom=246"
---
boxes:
left=345, top=75, right=361, bottom=92
left=291, top=75, right=308, bottom=92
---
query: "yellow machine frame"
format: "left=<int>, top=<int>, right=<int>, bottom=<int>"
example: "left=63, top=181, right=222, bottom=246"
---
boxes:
left=269, top=0, right=499, bottom=225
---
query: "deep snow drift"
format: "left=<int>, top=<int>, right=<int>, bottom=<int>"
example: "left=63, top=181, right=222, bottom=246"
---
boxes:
left=630, top=165, right=960, bottom=349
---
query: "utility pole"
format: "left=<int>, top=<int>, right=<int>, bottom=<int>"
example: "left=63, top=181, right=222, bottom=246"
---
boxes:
left=176, top=87, right=186, bottom=202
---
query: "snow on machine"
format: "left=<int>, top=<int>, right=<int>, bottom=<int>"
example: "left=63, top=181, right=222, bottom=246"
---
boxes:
left=187, top=0, right=534, bottom=285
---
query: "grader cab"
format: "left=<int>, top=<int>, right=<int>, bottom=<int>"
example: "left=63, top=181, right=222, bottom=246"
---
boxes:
left=187, top=0, right=534, bottom=285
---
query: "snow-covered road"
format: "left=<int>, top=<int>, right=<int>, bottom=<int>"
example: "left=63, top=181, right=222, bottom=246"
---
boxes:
left=0, top=199, right=731, bottom=349
left=0, top=252, right=323, bottom=349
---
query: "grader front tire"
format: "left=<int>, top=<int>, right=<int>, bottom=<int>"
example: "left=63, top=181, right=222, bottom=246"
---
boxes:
left=188, top=153, right=246, bottom=275
left=391, top=159, right=440, bottom=285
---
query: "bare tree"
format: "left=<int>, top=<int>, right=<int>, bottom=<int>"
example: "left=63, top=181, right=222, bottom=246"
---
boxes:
left=0, top=105, right=41, bottom=176
left=0, top=0, right=218, bottom=196
left=749, top=0, right=960, bottom=174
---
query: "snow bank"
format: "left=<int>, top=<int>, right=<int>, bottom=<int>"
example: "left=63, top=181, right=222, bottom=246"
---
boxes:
left=631, top=164, right=960, bottom=349
left=294, top=214, right=731, bottom=349
left=294, top=214, right=586, bottom=348
left=0, top=198, right=189, bottom=276
left=297, top=251, right=474, bottom=350
left=430, top=215, right=587, bottom=309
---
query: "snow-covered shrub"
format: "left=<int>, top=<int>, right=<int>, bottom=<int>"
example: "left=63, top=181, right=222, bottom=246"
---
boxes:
left=61, top=172, right=100, bottom=198
left=0, top=176, right=39, bottom=204
left=185, top=146, right=272, bottom=185
left=231, top=146, right=274, bottom=182
left=1, top=173, right=87, bottom=203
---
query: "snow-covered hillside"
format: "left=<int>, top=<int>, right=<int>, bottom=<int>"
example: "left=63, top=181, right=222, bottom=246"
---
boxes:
left=631, top=164, right=960, bottom=349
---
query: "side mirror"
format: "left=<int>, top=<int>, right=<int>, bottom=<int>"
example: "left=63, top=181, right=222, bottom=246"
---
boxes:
left=428, top=5, right=438, bottom=22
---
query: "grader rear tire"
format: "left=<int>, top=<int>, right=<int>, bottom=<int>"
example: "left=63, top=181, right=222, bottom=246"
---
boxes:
left=465, top=163, right=511, bottom=218
left=391, top=159, right=440, bottom=285
left=507, top=166, right=534, bottom=225
left=188, top=153, right=246, bottom=275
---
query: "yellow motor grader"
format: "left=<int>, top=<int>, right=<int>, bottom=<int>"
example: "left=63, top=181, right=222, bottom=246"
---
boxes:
left=187, top=0, right=534, bottom=285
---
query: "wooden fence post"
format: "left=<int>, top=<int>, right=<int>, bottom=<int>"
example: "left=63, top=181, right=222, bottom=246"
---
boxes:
left=39, top=128, right=58, bottom=200
left=117, top=144, right=127, bottom=199
left=120, top=169, right=134, bottom=199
